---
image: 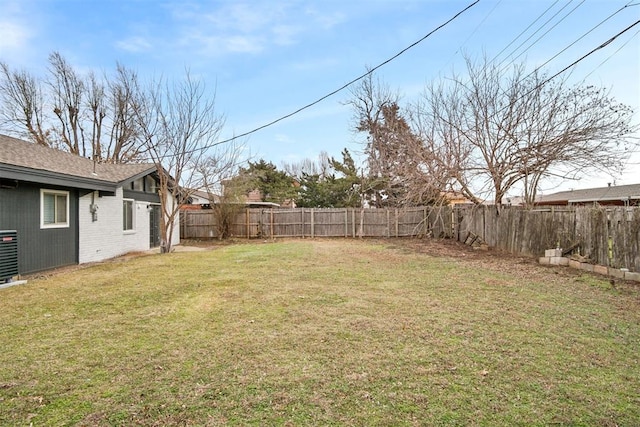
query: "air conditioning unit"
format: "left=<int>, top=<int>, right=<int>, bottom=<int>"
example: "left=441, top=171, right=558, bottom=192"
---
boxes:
left=0, top=230, right=19, bottom=283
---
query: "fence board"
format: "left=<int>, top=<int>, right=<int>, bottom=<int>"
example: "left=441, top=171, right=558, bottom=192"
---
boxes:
left=181, top=205, right=640, bottom=272
left=454, top=205, right=640, bottom=272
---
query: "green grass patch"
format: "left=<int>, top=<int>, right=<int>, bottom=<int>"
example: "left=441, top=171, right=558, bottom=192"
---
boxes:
left=0, top=239, right=639, bottom=426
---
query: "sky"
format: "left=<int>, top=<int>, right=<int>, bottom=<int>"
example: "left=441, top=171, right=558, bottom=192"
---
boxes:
left=1, top=0, right=639, bottom=197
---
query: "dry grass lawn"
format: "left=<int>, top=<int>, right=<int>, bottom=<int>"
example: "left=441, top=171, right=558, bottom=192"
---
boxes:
left=0, top=239, right=639, bottom=426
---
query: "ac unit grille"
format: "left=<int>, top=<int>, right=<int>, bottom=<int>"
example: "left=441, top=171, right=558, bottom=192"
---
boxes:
left=0, top=230, right=19, bottom=281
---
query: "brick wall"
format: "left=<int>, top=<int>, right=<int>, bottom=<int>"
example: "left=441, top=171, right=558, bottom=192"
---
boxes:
left=79, top=188, right=152, bottom=263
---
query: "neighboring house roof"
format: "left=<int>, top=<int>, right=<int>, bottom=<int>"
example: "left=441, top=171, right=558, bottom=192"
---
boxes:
left=191, top=189, right=220, bottom=203
left=0, top=134, right=156, bottom=192
left=503, top=196, right=525, bottom=206
left=441, top=191, right=474, bottom=206
left=536, top=183, right=640, bottom=205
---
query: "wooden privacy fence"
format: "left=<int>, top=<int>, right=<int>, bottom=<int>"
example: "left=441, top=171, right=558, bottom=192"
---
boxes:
left=180, top=205, right=640, bottom=272
left=181, top=207, right=453, bottom=240
left=455, top=205, right=640, bottom=272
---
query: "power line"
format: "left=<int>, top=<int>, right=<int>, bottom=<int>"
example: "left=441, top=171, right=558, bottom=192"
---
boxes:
left=457, top=0, right=637, bottom=102
left=537, top=19, right=640, bottom=89
left=523, top=1, right=639, bottom=83
left=583, top=27, right=640, bottom=79
left=177, top=0, right=480, bottom=157
left=496, top=0, right=586, bottom=72
left=493, top=19, right=640, bottom=120
left=441, top=0, right=504, bottom=70
left=488, top=0, right=561, bottom=65
left=446, top=18, right=640, bottom=140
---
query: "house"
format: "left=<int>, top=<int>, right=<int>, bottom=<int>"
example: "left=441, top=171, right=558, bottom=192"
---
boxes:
left=245, top=189, right=283, bottom=208
left=180, top=190, right=216, bottom=210
left=0, top=134, right=179, bottom=275
left=181, top=187, right=281, bottom=210
left=190, top=190, right=215, bottom=206
left=535, top=183, right=640, bottom=206
left=441, top=191, right=474, bottom=206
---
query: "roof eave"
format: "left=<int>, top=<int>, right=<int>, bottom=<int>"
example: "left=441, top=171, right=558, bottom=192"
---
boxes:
left=568, top=196, right=640, bottom=203
left=116, top=166, right=159, bottom=186
left=0, top=163, right=117, bottom=192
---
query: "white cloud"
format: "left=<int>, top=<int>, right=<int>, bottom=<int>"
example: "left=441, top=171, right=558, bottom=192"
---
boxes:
left=221, top=35, right=263, bottom=54
left=0, top=21, right=31, bottom=51
left=274, top=133, right=295, bottom=144
left=115, top=36, right=153, bottom=53
left=272, top=24, right=302, bottom=46
left=218, top=3, right=275, bottom=33
left=183, top=33, right=264, bottom=55
left=291, top=56, right=339, bottom=71
left=168, top=2, right=338, bottom=57
left=304, top=8, right=346, bottom=30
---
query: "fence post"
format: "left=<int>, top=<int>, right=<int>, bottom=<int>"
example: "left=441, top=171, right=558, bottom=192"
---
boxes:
left=270, top=209, right=274, bottom=238
left=345, top=209, right=348, bottom=237
left=395, top=208, right=399, bottom=237
left=423, top=207, right=427, bottom=236
left=386, top=209, right=390, bottom=238
left=311, top=208, right=315, bottom=238
left=245, top=208, right=250, bottom=239
left=301, top=208, right=305, bottom=238
left=352, top=209, right=356, bottom=238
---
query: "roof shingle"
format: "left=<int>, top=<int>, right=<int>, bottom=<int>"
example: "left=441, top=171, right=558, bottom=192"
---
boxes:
left=536, top=183, right=640, bottom=204
left=0, top=134, right=155, bottom=184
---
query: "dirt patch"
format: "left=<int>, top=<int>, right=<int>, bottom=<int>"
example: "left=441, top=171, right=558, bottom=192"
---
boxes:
left=385, top=237, right=640, bottom=294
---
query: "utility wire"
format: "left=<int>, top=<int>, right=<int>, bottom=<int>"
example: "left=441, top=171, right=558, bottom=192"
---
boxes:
left=441, top=0, right=503, bottom=70
left=498, top=0, right=586, bottom=72
left=179, top=0, right=480, bottom=156
left=494, top=0, right=575, bottom=69
left=583, top=27, right=640, bottom=79
left=537, top=20, right=640, bottom=89
left=499, top=19, right=640, bottom=118
left=524, top=1, right=639, bottom=82
left=488, top=0, right=560, bottom=65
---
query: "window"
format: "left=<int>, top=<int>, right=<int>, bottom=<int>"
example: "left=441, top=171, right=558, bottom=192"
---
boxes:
left=145, top=176, right=158, bottom=193
left=123, top=199, right=135, bottom=231
left=41, top=190, right=69, bottom=228
left=132, top=178, right=143, bottom=191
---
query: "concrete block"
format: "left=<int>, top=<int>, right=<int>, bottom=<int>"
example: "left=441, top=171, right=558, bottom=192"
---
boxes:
left=609, top=268, right=626, bottom=279
left=568, top=260, right=581, bottom=269
left=545, top=249, right=562, bottom=257
left=593, top=265, right=609, bottom=276
left=0, top=280, right=28, bottom=290
left=580, top=263, right=594, bottom=272
left=624, top=271, right=640, bottom=282
left=550, top=257, right=569, bottom=266
left=539, top=257, right=551, bottom=265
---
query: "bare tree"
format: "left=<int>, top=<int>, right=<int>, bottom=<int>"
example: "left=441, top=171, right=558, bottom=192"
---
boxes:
left=85, top=71, right=106, bottom=162
left=514, top=79, right=636, bottom=206
left=416, top=56, right=638, bottom=206
left=0, top=62, right=50, bottom=145
left=281, top=151, right=332, bottom=179
left=135, top=72, right=226, bottom=252
left=346, top=71, right=406, bottom=207
left=47, top=51, right=85, bottom=155
left=198, top=139, right=246, bottom=239
left=104, top=64, right=147, bottom=163
left=348, top=72, right=452, bottom=207
left=0, top=53, right=149, bottom=163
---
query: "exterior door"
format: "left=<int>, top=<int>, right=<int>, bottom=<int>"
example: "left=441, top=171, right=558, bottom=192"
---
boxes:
left=149, top=205, right=161, bottom=248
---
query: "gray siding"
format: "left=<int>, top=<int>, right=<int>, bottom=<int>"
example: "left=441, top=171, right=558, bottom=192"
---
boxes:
left=123, top=189, right=160, bottom=203
left=0, top=182, right=78, bottom=274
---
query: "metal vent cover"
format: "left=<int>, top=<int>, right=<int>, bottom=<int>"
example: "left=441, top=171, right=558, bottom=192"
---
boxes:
left=0, top=230, right=19, bottom=281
